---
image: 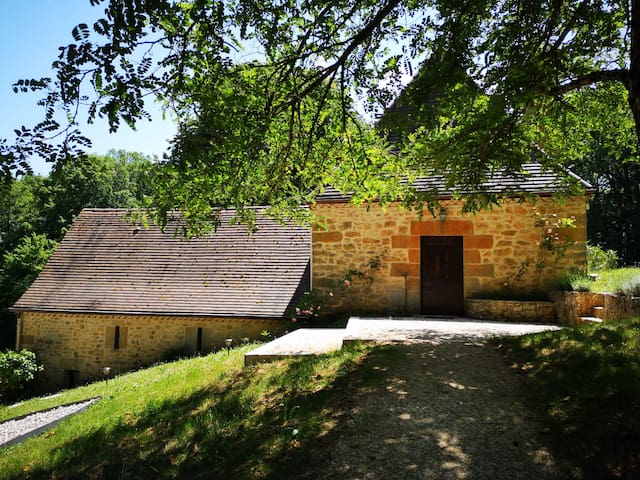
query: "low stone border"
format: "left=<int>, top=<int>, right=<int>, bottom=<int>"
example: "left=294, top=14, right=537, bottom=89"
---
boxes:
left=466, top=299, right=556, bottom=323
left=0, top=398, right=99, bottom=448
left=550, top=291, right=640, bottom=325
left=602, top=294, right=640, bottom=321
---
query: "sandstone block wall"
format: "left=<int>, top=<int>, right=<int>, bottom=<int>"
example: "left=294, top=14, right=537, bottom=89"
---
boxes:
left=465, top=299, right=556, bottom=323
left=17, top=312, right=286, bottom=390
left=312, top=197, right=588, bottom=315
left=550, top=291, right=604, bottom=325
left=602, top=294, right=640, bottom=321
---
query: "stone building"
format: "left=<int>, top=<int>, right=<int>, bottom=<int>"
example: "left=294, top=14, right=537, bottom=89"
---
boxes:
left=13, top=163, right=590, bottom=389
left=12, top=208, right=310, bottom=389
left=311, top=163, right=590, bottom=315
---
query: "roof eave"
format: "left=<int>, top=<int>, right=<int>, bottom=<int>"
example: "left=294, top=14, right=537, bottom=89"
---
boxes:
left=313, top=189, right=593, bottom=204
left=10, top=306, right=289, bottom=320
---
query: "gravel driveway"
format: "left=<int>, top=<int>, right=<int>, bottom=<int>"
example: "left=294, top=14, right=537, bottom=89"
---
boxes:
left=299, top=338, right=565, bottom=479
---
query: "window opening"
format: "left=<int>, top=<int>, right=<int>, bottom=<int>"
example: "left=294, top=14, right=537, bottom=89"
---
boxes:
left=65, top=369, right=80, bottom=388
left=196, top=327, right=203, bottom=352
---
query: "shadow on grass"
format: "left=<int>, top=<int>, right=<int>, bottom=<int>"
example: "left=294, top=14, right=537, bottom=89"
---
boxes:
left=496, top=318, right=640, bottom=479
left=10, top=345, right=378, bottom=479
left=14, top=334, right=619, bottom=480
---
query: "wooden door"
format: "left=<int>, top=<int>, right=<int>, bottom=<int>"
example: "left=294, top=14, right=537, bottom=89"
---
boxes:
left=421, top=236, right=464, bottom=315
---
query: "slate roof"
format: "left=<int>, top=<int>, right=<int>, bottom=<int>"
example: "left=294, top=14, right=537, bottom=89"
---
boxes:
left=12, top=208, right=310, bottom=318
left=315, top=163, right=592, bottom=203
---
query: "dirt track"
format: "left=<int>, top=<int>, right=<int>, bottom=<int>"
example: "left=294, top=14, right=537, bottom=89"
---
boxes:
left=301, top=341, right=566, bottom=480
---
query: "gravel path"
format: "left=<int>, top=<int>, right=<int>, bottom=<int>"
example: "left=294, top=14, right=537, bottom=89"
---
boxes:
left=301, top=341, right=564, bottom=480
left=0, top=398, right=98, bottom=448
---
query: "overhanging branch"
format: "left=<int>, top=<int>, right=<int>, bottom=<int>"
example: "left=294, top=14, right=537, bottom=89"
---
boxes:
left=548, top=69, right=629, bottom=96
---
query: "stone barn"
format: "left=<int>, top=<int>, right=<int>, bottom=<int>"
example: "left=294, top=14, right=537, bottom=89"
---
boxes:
left=13, top=163, right=591, bottom=389
left=12, top=208, right=310, bottom=389
left=310, top=163, right=590, bottom=316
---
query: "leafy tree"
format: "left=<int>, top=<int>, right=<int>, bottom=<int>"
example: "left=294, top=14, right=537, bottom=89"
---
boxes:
left=150, top=63, right=402, bottom=233
left=0, top=174, right=44, bottom=255
left=567, top=84, right=640, bottom=265
left=0, top=233, right=58, bottom=308
left=37, top=149, right=154, bottom=240
left=0, top=233, right=58, bottom=349
left=1, top=0, right=639, bottom=227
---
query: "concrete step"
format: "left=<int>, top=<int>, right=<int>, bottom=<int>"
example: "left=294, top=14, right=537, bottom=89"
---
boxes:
left=244, top=328, right=345, bottom=366
left=592, top=306, right=604, bottom=318
left=577, top=316, right=603, bottom=325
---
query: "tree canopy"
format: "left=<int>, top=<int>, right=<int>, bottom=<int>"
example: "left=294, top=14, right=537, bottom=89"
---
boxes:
left=1, top=0, right=639, bottom=227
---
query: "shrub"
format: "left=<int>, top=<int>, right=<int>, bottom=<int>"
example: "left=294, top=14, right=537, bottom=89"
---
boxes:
left=588, top=244, right=618, bottom=271
left=617, top=274, right=640, bottom=297
left=557, top=270, right=592, bottom=292
left=0, top=349, right=43, bottom=403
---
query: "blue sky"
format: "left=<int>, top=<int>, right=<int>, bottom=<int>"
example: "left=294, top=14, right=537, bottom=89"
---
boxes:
left=0, top=0, right=176, bottom=175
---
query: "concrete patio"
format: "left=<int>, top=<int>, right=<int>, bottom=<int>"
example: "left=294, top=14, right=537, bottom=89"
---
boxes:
left=244, top=316, right=561, bottom=365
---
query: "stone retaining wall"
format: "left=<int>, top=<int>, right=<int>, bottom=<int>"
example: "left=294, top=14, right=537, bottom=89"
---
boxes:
left=602, top=295, right=640, bottom=321
left=465, top=299, right=557, bottom=323
left=549, top=291, right=604, bottom=325
left=550, top=291, right=640, bottom=325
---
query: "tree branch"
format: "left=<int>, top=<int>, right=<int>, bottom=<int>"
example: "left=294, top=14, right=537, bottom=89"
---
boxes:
left=275, top=0, right=402, bottom=113
left=547, top=69, right=629, bottom=96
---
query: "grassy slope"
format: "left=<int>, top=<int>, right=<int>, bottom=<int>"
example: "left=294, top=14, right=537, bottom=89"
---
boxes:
left=495, top=318, right=640, bottom=479
left=0, top=343, right=373, bottom=479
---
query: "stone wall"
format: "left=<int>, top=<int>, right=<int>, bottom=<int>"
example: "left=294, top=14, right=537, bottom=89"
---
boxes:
left=465, top=299, right=556, bottom=323
left=17, top=312, right=286, bottom=390
left=602, top=295, right=640, bottom=321
left=550, top=291, right=604, bottom=325
left=550, top=291, right=640, bottom=325
left=312, top=197, right=588, bottom=315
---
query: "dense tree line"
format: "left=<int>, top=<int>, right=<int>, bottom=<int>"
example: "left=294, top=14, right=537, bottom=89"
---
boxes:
left=567, top=85, right=640, bottom=266
left=0, top=150, right=154, bottom=349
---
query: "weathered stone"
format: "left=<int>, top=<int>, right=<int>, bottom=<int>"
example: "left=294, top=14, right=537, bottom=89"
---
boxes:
left=466, top=299, right=556, bottom=323
left=18, top=312, right=286, bottom=391
left=312, top=197, right=588, bottom=314
left=312, top=231, right=343, bottom=243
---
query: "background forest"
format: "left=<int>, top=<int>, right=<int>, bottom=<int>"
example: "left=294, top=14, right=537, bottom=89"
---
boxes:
left=0, top=150, right=153, bottom=349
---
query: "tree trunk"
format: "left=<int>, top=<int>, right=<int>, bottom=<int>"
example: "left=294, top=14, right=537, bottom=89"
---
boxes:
left=629, top=0, right=640, bottom=143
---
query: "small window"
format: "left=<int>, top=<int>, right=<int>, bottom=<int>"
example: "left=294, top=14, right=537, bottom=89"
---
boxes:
left=65, top=369, right=80, bottom=388
left=105, top=326, right=127, bottom=349
left=196, top=327, right=203, bottom=352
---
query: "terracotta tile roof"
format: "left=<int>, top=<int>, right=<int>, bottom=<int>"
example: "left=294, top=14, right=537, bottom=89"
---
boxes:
left=12, top=208, right=310, bottom=318
left=315, top=163, right=592, bottom=202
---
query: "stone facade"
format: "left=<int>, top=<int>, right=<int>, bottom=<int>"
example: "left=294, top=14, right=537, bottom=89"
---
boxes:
left=311, top=196, right=588, bottom=315
left=17, top=312, right=286, bottom=390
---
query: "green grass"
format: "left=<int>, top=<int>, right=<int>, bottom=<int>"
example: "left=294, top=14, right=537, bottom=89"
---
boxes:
left=495, top=318, right=640, bottom=479
left=0, top=342, right=373, bottom=479
left=591, top=267, right=640, bottom=294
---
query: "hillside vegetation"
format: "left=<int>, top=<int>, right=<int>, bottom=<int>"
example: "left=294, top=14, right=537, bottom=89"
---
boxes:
left=3, top=318, right=639, bottom=479
left=496, top=318, right=640, bottom=479
left=0, top=343, right=371, bottom=479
